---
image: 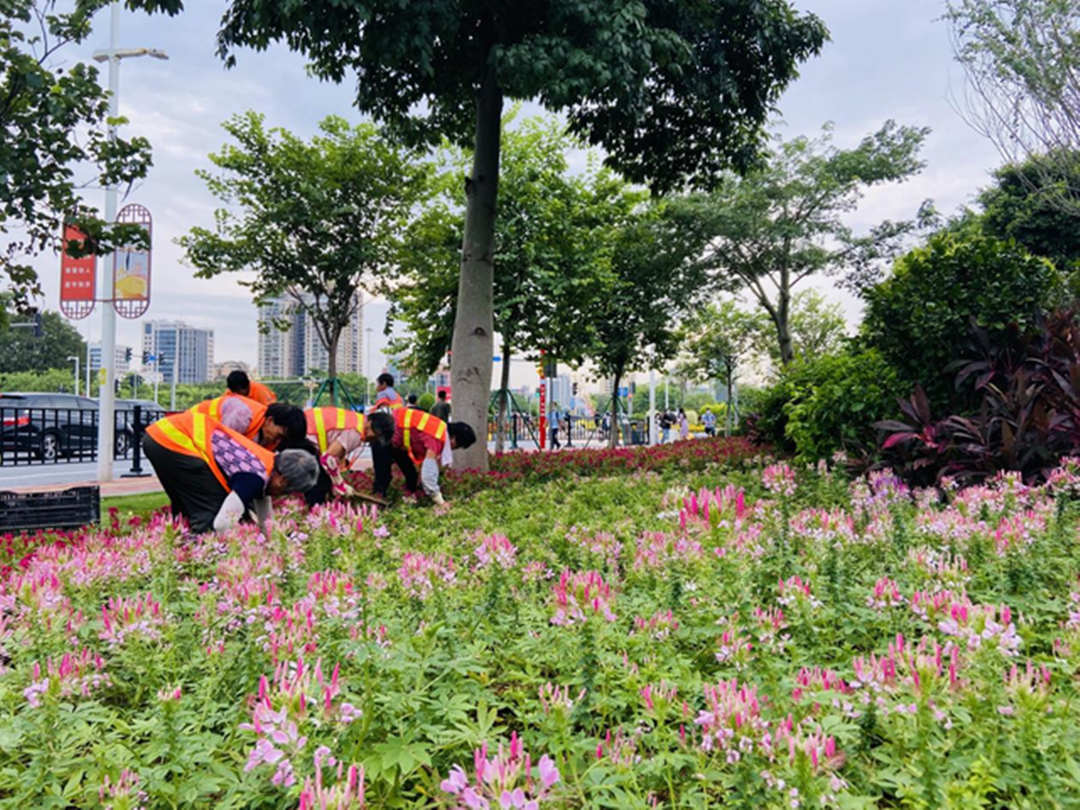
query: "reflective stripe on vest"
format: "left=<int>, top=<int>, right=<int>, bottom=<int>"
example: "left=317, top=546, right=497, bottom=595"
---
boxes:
left=305, top=407, right=362, bottom=454
left=397, top=408, right=447, bottom=462
left=189, top=394, right=266, bottom=440
left=375, top=390, right=405, bottom=411
left=146, top=412, right=275, bottom=491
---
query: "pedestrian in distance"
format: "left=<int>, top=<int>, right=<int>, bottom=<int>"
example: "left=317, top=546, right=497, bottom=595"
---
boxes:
left=431, top=390, right=451, bottom=422
left=678, top=407, right=689, bottom=441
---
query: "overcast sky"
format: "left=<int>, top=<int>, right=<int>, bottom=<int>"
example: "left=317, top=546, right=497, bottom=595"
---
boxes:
left=32, top=0, right=1001, bottom=373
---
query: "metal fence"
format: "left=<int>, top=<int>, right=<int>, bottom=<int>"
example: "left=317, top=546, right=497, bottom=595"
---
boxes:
left=0, top=406, right=165, bottom=466
left=488, top=414, right=650, bottom=449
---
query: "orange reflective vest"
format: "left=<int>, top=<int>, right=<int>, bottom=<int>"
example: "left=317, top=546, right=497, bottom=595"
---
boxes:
left=305, top=407, right=364, bottom=454
left=145, top=411, right=276, bottom=491
left=189, top=394, right=267, bottom=441
left=372, top=389, right=405, bottom=412
left=394, top=407, right=447, bottom=463
left=247, top=380, right=277, bottom=407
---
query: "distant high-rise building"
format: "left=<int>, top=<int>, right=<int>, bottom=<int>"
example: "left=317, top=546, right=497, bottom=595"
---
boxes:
left=257, top=292, right=364, bottom=378
left=142, top=321, right=214, bottom=383
left=88, top=343, right=132, bottom=376
left=215, top=360, right=250, bottom=380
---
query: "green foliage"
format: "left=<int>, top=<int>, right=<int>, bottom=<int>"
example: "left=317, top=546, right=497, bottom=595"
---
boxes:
left=0, top=0, right=154, bottom=313
left=388, top=116, right=638, bottom=376
left=181, top=113, right=432, bottom=378
left=416, top=392, right=435, bottom=412
left=0, top=308, right=84, bottom=373
left=677, top=122, right=930, bottom=365
left=781, top=349, right=902, bottom=462
left=861, top=232, right=1067, bottom=410
left=978, top=152, right=1080, bottom=272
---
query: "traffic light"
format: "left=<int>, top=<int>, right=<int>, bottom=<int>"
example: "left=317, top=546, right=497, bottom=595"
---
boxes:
left=32, top=311, right=42, bottom=338
left=572, top=382, right=579, bottom=396
left=125, top=347, right=133, bottom=363
left=142, top=351, right=150, bottom=364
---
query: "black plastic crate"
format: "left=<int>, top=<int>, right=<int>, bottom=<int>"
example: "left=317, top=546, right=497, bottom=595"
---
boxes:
left=0, top=486, right=99, bottom=533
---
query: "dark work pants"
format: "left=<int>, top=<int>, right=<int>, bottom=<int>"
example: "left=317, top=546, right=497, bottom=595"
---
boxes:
left=143, top=434, right=228, bottom=533
left=371, top=442, right=420, bottom=496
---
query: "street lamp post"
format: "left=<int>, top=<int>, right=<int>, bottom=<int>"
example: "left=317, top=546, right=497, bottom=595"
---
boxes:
left=365, top=326, right=374, bottom=405
left=91, top=2, right=167, bottom=482
left=67, top=356, right=80, bottom=396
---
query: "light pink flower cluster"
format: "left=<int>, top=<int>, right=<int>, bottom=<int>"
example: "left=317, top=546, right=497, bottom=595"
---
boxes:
left=788, top=508, right=856, bottom=545
left=440, top=732, right=560, bottom=810
left=1000, top=659, right=1052, bottom=715
left=935, top=599, right=1020, bottom=656
left=992, top=510, right=1046, bottom=555
left=762, top=464, right=796, bottom=497
left=639, top=681, right=678, bottom=715
left=777, top=576, right=821, bottom=609
left=550, top=569, right=616, bottom=626
left=791, top=667, right=850, bottom=702
left=632, top=532, right=704, bottom=570
left=694, top=678, right=767, bottom=757
left=98, top=769, right=147, bottom=810
left=867, top=577, right=905, bottom=611
left=24, top=646, right=110, bottom=707
left=537, top=682, right=585, bottom=716
left=632, top=609, right=679, bottom=640
left=298, top=747, right=366, bottom=809
left=565, top=528, right=622, bottom=570
left=595, top=726, right=642, bottom=766
left=473, top=534, right=518, bottom=571
left=398, top=552, right=456, bottom=601
left=678, top=485, right=748, bottom=531
left=100, top=592, right=165, bottom=645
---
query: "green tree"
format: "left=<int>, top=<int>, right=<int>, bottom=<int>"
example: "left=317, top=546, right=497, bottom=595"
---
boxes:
left=0, top=308, right=84, bottom=373
left=945, top=0, right=1080, bottom=217
left=978, top=152, right=1080, bottom=271
left=131, top=0, right=827, bottom=470
left=585, top=203, right=705, bottom=446
left=387, top=116, right=639, bottom=449
left=1, top=0, right=153, bottom=313
left=179, top=113, right=431, bottom=384
left=861, top=232, right=1067, bottom=410
left=752, top=289, right=849, bottom=369
left=677, top=301, right=761, bottom=435
left=676, top=122, right=929, bottom=366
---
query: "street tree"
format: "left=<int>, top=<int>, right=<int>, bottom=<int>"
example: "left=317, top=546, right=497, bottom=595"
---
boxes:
left=584, top=203, right=705, bottom=447
left=1, top=0, right=153, bottom=313
left=180, top=112, right=432, bottom=383
left=945, top=0, right=1080, bottom=217
left=978, top=152, right=1080, bottom=271
left=130, top=0, right=828, bottom=470
left=751, top=289, right=848, bottom=368
left=676, top=122, right=930, bottom=367
left=0, top=306, right=84, bottom=373
left=387, top=117, right=639, bottom=450
left=677, top=300, right=761, bottom=436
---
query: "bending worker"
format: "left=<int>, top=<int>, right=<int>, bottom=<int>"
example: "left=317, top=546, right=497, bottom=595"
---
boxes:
left=373, top=408, right=477, bottom=505
left=225, top=369, right=278, bottom=407
left=189, top=396, right=305, bottom=449
left=304, top=407, right=394, bottom=501
left=143, top=411, right=318, bottom=536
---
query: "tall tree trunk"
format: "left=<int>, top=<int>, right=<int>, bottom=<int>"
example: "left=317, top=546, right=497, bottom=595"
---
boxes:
left=776, top=269, right=794, bottom=366
left=725, top=361, right=733, bottom=437
left=450, top=62, right=502, bottom=471
left=327, top=328, right=340, bottom=406
left=608, top=370, right=622, bottom=448
left=494, top=338, right=511, bottom=454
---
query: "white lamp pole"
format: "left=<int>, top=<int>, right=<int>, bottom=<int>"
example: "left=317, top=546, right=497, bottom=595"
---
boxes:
left=648, top=368, right=656, bottom=446
left=67, top=355, right=80, bottom=396
left=91, top=2, right=167, bottom=481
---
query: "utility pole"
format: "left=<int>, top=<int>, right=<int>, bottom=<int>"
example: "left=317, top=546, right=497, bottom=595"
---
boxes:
left=91, top=3, right=167, bottom=480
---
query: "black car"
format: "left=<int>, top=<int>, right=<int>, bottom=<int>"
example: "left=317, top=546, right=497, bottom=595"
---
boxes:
left=0, top=393, right=166, bottom=462
left=0, top=393, right=99, bottom=461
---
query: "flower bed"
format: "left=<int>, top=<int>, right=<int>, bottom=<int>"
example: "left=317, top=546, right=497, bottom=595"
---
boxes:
left=1, top=454, right=1079, bottom=807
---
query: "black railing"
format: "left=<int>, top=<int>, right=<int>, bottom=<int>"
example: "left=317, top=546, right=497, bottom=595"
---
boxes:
left=487, top=414, right=650, bottom=448
left=0, top=406, right=165, bottom=466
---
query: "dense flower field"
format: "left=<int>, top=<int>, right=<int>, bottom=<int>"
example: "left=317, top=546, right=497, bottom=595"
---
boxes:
left=2, top=443, right=1080, bottom=808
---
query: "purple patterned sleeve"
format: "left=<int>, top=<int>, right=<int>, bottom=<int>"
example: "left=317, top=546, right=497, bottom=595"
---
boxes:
left=211, top=430, right=269, bottom=483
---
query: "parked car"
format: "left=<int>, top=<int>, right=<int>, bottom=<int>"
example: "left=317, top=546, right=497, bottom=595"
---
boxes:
left=0, top=393, right=167, bottom=461
left=0, top=393, right=98, bottom=461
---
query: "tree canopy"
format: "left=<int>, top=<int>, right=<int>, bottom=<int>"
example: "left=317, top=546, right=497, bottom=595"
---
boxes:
left=674, top=121, right=929, bottom=366
left=1, top=0, right=153, bottom=313
left=0, top=306, right=84, bottom=373
left=129, top=0, right=829, bottom=470
left=180, top=112, right=432, bottom=380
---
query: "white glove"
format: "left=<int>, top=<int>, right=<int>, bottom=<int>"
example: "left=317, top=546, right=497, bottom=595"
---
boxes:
left=431, top=491, right=446, bottom=506
left=420, top=457, right=441, bottom=498
left=213, top=491, right=245, bottom=533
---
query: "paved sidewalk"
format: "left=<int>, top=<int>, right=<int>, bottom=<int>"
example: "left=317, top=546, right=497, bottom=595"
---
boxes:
left=9, top=475, right=164, bottom=497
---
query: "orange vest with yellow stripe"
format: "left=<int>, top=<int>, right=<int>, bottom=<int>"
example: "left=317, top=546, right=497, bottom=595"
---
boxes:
left=247, top=380, right=277, bottom=406
left=373, top=389, right=405, bottom=411
left=189, top=393, right=267, bottom=441
left=145, top=411, right=276, bottom=491
left=305, top=407, right=364, bottom=454
left=394, top=407, right=447, bottom=463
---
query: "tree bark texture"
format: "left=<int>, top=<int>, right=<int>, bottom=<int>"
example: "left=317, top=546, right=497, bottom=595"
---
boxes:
left=609, top=371, right=622, bottom=448
left=450, top=65, right=503, bottom=471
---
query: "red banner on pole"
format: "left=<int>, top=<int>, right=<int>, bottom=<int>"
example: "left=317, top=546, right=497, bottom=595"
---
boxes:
left=538, top=364, right=547, bottom=450
left=59, top=223, right=96, bottom=320
left=112, top=203, right=152, bottom=319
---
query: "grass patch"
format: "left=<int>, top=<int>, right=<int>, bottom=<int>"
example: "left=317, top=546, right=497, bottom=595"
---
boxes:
left=102, top=490, right=168, bottom=523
